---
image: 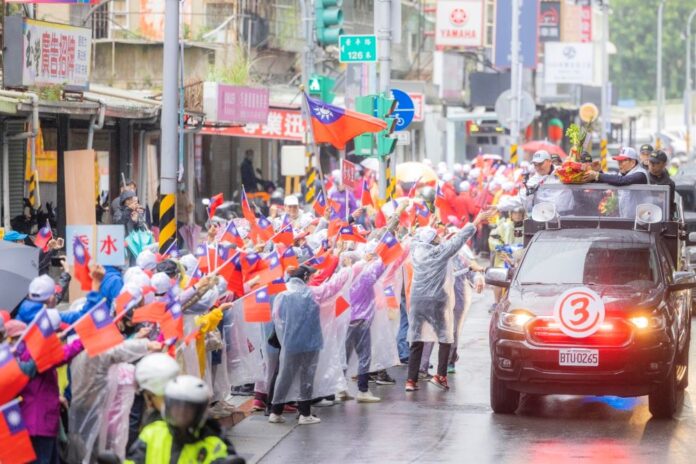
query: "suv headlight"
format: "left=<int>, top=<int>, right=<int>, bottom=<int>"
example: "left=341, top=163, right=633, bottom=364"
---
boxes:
left=629, top=314, right=666, bottom=330
left=499, top=310, right=534, bottom=333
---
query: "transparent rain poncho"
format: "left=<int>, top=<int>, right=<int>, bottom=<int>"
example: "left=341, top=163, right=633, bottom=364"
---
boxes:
left=271, top=268, right=350, bottom=404
left=408, top=224, right=477, bottom=343
left=223, top=301, right=269, bottom=387
left=66, top=338, right=149, bottom=464
left=97, top=363, right=136, bottom=461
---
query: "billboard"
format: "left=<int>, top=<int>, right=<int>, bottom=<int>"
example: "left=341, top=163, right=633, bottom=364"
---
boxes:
left=539, top=1, right=561, bottom=42
left=435, top=0, right=485, bottom=48
left=494, top=0, right=540, bottom=69
left=544, top=42, right=594, bottom=85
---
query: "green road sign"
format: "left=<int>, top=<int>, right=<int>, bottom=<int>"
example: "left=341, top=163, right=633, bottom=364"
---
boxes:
left=339, top=35, right=377, bottom=63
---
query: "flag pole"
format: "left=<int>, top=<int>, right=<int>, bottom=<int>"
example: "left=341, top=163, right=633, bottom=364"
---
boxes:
left=59, top=297, right=108, bottom=337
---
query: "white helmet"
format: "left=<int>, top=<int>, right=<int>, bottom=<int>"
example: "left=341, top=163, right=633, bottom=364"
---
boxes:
left=136, top=250, right=157, bottom=271
left=124, top=268, right=151, bottom=290
left=179, top=254, right=198, bottom=275
left=163, top=375, right=210, bottom=431
left=151, top=272, right=172, bottom=295
left=135, top=353, right=180, bottom=396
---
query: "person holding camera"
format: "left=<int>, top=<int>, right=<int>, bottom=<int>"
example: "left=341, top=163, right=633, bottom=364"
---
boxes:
left=119, top=190, right=147, bottom=235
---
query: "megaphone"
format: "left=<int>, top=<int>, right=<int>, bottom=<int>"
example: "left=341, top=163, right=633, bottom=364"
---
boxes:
left=531, top=201, right=560, bottom=230
left=634, top=203, right=663, bottom=230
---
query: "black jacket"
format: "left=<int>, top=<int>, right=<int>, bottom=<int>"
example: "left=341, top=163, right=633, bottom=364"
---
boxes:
left=240, top=158, right=260, bottom=192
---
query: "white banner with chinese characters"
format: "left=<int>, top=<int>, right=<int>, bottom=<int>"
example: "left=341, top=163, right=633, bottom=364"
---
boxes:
left=22, top=18, right=91, bottom=88
left=200, top=108, right=306, bottom=141
left=544, top=42, right=595, bottom=85
left=97, top=225, right=126, bottom=267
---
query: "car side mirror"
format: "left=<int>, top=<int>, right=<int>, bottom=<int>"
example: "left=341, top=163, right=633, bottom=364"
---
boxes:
left=485, top=267, right=511, bottom=289
left=669, top=270, right=696, bottom=292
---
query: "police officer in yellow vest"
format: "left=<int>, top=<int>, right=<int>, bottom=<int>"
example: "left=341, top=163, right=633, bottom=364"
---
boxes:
left=126, top=375, right=243, bottom=464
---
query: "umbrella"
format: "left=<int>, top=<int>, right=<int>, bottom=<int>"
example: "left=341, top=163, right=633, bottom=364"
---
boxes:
left=179, top=223, right=201, bottom=253
left=125, top=229, right=155, bottom=258
left=0, top=241, right=39, bottom=310
left=395, top=162, right=438, bottom=184
left=520, top=140, right=568, bottom=158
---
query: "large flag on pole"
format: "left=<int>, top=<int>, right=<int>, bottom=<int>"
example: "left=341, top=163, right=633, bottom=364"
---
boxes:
left=304, top=93, right=386, bottom=149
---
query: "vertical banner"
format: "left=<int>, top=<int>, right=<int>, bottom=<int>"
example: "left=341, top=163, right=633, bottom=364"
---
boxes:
left=493, top=0, right=540, bottom=69
left=96, top=225, right=126, bottom=267
left=538, top=1, right=561, bottom=42
left=341, top=159, right=359, bottom=189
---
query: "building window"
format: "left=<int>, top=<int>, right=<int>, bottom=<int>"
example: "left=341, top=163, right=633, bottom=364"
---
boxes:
left=207, top=3, right=235, bottom=30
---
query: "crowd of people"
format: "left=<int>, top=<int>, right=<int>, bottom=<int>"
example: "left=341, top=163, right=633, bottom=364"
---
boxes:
left=2, top=144, right=673, bottom=463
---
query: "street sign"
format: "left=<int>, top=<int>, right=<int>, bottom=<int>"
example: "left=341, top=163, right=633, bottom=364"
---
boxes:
left=339, top=34, right=377, bottom=63
left=409, top=93, right=425, bottom=122
left=396, top=131, right=411, bottom=146
left=308, top=77, right=321, bottom=93
left=494, top=90, right=536, bottom=130
left=390, top=89, right=415, bottom=131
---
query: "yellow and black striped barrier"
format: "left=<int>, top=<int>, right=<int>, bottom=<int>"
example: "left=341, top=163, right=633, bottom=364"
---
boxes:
left=600, top=138, right=608, bottom=172
left=385, top=167, right=396, bottom=201
left=158, top=193, right=176, bottom=254
left=27, top=170, right=38, bottom=208
left=510, top=144, right=518, bottom=165
left=304, top=166, right=317, bottom=204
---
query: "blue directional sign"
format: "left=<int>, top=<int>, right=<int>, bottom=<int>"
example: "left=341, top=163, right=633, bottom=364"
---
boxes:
left=390, top=89, right=415, bottom=131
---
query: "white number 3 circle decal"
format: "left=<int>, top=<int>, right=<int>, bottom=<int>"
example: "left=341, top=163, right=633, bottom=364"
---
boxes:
left=553, top=287, right=605, bottom=338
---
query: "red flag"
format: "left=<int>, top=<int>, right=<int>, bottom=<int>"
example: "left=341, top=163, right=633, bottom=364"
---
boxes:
left=255, top=252, right=284, bottom=286
left=207, top=193, right=224, bottom=218
left=361, top=178, right=373, bottom=207
left=243, top=288, right=272, bottom=323
left=335, top=296, right=350, bottom=317
left=280, top=246, right=299, bottom=270
left=305, top=94, right=387, bottom=149
left=272, top=224, right=294, bottom=247
left=114, top=291, right=134, bottom=316
left=375, top=207, right=387, bottom=228
left=267, top=278, right=287, bottom=295
left=327, top=219, right=345, bottom=239
left=414, top=201, right=431, bottom=227
left=218, top=253, right=244, bottom=298
left=0, top=344, right=30, bottom=404
left=328, top=198, right=342, bottom=217
left=407, top=177, right=422, bottom=198
left=339, top=225, right=366, bottom=243
left=221, top=220, right=245, bottom=248
left=159, top=301, right=184, bottom=340
left=0, top=399, right=36, bottom=464
left=435, top=184, right=457, bottom=224
left=74, top=301, right=124, bottom=357
left=132, top=301, right=166, bottom=324
left=313, top=190, right=327, bottom=216
left=72, top=236, right=92, bottom=291
left=251, top=214, right=274, bottom=242
left=34, top=221, right=53, bottom=252
left=23, top=309, right=64, bottom=373
left=375, top=231, right=404, bottom=265
left=241, top=251, right=262, bottom=278
left=240, top=187, right=257, bottom=225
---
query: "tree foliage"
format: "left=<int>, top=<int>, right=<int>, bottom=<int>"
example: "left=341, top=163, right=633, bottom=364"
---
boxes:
left=610, top=0, right=696, bottom=102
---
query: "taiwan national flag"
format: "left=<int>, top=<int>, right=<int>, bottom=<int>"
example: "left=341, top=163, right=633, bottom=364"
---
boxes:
left=267, top=278, right=287, bottom=295
left=375, top=231, right=403, bottom=265
left=435, top=184, right=456, bottom=224
left=272, top=223, right=294, bottom=247
left=0, top=343, right=29, bottom=405
left=34, top=220, right=53, bottom=252
left=335, top=295, right=350, bottom=317
left=281, top=246, right=299, bottom=270
left=256, top=252, right=284, bottom=286
left=240, top=187, right=257, bottom=225
left=243, top=287, right=272, bottom=323
left=73, top=236, right=92, bottom=291
left=384, top=286, right=399, bottom=308
left=219, top=252, right=244, bottom=298
left=339, top=225, right=366, bottom=243
left=414, top=201, right=431, bottom=227
left=0, top=399, right=36, bottom=464
left=305, top=93, right=387, bottom=149
left=221, top=220, right=244, bottom=248
left=23, top=308, right=64, bottom=373
left=207, top=192, right=224, bottom=218
left=327, top=219, right=346, bottom=239
left=241, top=251, right=262, bottom=278
left=160, top=301, right=184, bottom=340
left=74, top=300, right=124, bottom=357
left=313, top=190, right=327, bottom=216
left=132, top=301, right=166, bottom=324
left=361, top=178, right=373, bottom=208
left=252, top=213, right=274, bottom=242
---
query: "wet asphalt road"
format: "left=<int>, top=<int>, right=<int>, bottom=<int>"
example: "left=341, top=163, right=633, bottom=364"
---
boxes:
left=233, top=290, right=696, bottom=464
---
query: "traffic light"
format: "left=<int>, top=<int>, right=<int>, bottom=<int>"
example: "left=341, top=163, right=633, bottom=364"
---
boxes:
left=315, top=0, right=343, bottom=47
left=375, top=93, right=397, bottom=158
left=308, top=74, right=336, bottom=104
left=353, top=95, right=376, bottom=156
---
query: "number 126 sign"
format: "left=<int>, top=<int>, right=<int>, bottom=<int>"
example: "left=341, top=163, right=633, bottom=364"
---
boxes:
left=553, top=287, right=606, bottom=338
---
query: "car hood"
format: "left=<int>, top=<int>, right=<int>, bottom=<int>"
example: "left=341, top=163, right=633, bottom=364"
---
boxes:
left=506, top=283, right=664, bottom=317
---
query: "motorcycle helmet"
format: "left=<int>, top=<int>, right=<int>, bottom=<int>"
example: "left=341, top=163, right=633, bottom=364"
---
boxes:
left=163, top=375, right=211, bottom=435
left=136, top=353, right=180, bottom=396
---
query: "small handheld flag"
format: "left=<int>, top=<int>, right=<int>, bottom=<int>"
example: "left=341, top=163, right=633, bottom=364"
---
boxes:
left=339, top=225, right=366, bottom=243
left=313, top=190, right=327, bottom=216
left=0, top=344, right=30, bottom=404
left=34, top=220, right=53, bottom=252
left=23, top=308, right=64, bottom=373
left=335, top=295, right=350, bottom=317
left=243, top=288, right=272, bottom=323
left=207, top=193, right=224, bottom=218
left=375, top=231, right=404, bottom=265
left=73, top=236, right=93, bottom=291
left=74, top=300, right=124, bottom=357
left=240, top=187, right=257, bottom=224
left=0, top=399, right=36, bottom=464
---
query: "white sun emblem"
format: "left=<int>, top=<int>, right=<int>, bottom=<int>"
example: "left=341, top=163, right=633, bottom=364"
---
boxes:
left=258, top=290, right=267, bottom=300
left=0, top=348, right=7, bottom=362
left=313, top=106, right=334, bottom=121
left=7, top=410, right=21, bottom=427
left=40, top=317, right=51, bottom=331
left=93, top=309, right=106, bottom=322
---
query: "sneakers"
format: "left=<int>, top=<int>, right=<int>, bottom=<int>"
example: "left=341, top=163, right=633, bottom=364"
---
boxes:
left=368, top=373, right=377, bottom=383
left=337, top=391, right=354, bottom=402
left=417, top=370, right=432, bottom=381
left=447, top=364, right=456, bottom=374
left=429, top=375, right=450, bottom=391
left=298, top=414, right=321, bottom=425
left=268, top=413, right=286, bottom=424
left=208, top=402, right=232, bottom=419
left=314, top=399, right=335, bottom=407
left=374, top=371, right=396, bottom=385
left=356, top=390, right=381, bottom=403
left=405, top=380, right=419, bottom=392
left=251, top=399, right=266, bottom=412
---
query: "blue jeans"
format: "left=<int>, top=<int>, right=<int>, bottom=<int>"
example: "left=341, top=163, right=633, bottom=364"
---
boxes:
left=397, top=292, right=409, bottom=361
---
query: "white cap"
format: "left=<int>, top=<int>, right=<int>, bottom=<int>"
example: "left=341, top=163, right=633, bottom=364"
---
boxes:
left=151, top=272, right=172, bottom=295
left=136, top=250, right=157, bottom=271
left=120, top=284, right=143, bottom=306
left=613, top=146, right=639, bottom=162
left=124, top=268, right=151, bottom=290
left=135, top=353, right=180, bottom=396
left=179, top=254, right=198, bottom=275
left=284, top=195, right=299, bottom=206
left=531, top=150, right=551, bottom=164
left=28, top=275, right=56, bottom=302
left=453, top=163, right=463, bottom=173
left=414, top=226, right=437, bottom=244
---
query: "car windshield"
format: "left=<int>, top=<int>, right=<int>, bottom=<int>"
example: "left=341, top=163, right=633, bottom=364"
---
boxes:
left=677, top=187, right=696, bottom=211
left=516, top=239, right=658, bottom=287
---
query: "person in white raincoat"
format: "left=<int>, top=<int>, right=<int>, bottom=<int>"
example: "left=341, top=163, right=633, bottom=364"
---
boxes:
left=406, top=207, right=496, bottom=392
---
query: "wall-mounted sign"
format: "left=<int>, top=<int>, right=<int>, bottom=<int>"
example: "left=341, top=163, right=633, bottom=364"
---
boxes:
left=435, top=0, right=485, bottom=48
left=203, top=83, right=270, bottom=125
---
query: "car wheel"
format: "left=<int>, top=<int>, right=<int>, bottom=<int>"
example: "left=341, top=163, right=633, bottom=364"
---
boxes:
left=648, top=365, right=678, bottom=419
left=490, top=365, right=520, bottom=414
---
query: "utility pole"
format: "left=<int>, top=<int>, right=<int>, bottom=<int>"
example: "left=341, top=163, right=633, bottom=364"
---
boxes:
left=508, top=0, right=522, bottom=165
left=685, top=9, right=696, bottom=157
left=656, top=0, right=666, bottom=149
left=376, top=0, right=392, bottom=199
left=158, top=0, right=179, bottom=254
left=600, top=0, right=610, bottom=172
left=300, top=0, right=317, bottom=202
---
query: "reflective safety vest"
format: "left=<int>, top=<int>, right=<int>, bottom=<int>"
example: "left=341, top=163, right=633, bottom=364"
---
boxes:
left=125, top=420, right=229, bottom=464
